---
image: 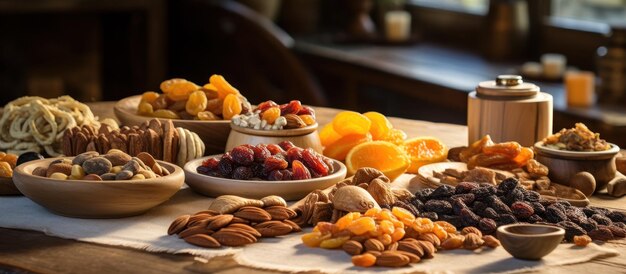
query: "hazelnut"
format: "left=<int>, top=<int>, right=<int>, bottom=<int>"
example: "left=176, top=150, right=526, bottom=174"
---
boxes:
left=103, top=151, right=132, bottom=166
left=82, top=157, right=113, bottom=175
left=46, top=163, right=72, bottom=177
left=72, top=151, right=99, bottom=166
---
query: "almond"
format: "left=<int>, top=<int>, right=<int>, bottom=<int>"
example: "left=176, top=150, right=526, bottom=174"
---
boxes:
left=73, top=132, right=89, bottom=155
left=32, top=167, right=48, bottom=177
left=395, top=250, right=420, bottom=263
left=482, top=235, right=501, bottom=248
left=386, top=242, right=398, bottom=251
left=461, top=226, right=483, bottom=237
left=417, top=240, right=436, bottom=258
left=283, top=114, right=306, bottom=129
left=375, top=251, right=411, bottom=267
left=264, top=206, right=296, bottom=220
left=364, top=238, right=385, bottom=252
left=234, top=206, right=272, bottom=223
left=62, top=130, right=74, bottom=156
left=178, top=225, right=213, bottom=238
left=168, top=214, right=190, bottom=235
left=184, top=234, right=221, bottom=248
left=350, top=235, right=371, bottom=243
left=207, top=214, right=234, bottom=231
left=193, top=210, right=220, bottom=216
left=417, top=233, right=441, bottom=247
left=227, top=223, right=262, bottom=238
left=136, top=152, right=157, bottom=169
left=282, top=219, right=302, bottom=232
left=342, top=240, right=363, bottom=255
left=440, top=235, right=465, bottom=250
left=253, top=221, right=293, bottom=237
left=230, top=216, right=250, bottom=225
left=464, top=233, right=485, bottom=250
left=397, top=240, right=424, bottom=257
left=188, top=214, right=212, bottom=226
left=212, top=230, right=256, bottom=246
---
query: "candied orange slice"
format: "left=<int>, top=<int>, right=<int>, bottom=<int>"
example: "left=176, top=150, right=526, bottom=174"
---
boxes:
left=332, top=111, right=371, bottom=136
left=402, top=137, right=448, bottom=173
left=345, top=141, right=409, bottom=181
left=379, top=128, right=407, bottom=146
left=363, top=111, right=392, bottom=140
left=323, top=133, right=372, bottom=161
left=209, top=74, right=240, bottom=99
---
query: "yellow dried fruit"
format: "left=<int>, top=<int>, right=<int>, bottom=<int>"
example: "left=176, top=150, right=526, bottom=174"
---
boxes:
left=222, top=94, right=242, bottom=120
left=185, top=90, right=208, bottom=116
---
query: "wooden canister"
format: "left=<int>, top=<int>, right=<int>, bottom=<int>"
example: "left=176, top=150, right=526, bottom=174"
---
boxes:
left=468, top=75, right=552, bottom=147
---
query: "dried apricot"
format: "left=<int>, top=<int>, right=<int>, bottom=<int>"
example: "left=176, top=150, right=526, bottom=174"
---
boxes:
left=434, top=221, right=457, bottom=234
left=138, top=102, right=154, bottom=115
left=482, top=142, right=521, bottom=157
left=364, top=112, right=392, bottom=140
left=152, top=109, right=180, bottom=119
left=432, top=224, right=448, bottom=240
left=352, top=253, right=376, bottom=267
left=392, top=207, right=416, bottom=224
left=364, top=208, right=382, bottom=217
left=336, top=212, right=361, bottom=230
left=460, top=135, right=494, bottom=162
left=320, top=236, right=350, bottom=249
left=0, top=162, right=12, bottom=177
left=512, top=147, right=534, bottom=166
left=140, top=91, right=160, bottom=104
left=347, top=217, right=376, bottom=235
left=202, top=83, right=219, bottom=99
left=209, top=74, right=239, bottom=99
left=185, top=90, right=208, bottom=116
left=391, top=227, right=405, bottom=242
left=299, top=115, right=316, bottom=126
left=378, top=220, right=395, bottom=235
left=302, top=232, right=331, bottom=247
left=222, top=94, right=242, bottom=120
left=377, top=234, right=393, bottom=246
left=319, top=123, right=342, bottom=147
left=197, top=111, right=219, bottom=120
left=262, top=107, right=281, bottom=124
left=332, top=111, right=371, bottom=136
left=2, top=154, right=17, bottom=169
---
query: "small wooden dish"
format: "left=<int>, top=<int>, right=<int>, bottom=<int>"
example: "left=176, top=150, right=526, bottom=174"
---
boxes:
left=497, top=224, right=565, bottom=260
left=225, top=123, right=323, bottom=153
left=534, top=141, right=620, bottom=191
left=184, top=155, right=346, bottom=200
left=0, top=177, right=21, bottom=195
left=12, top=157, right=184, bottom=218
left=114, top=95, right=230, bottom=155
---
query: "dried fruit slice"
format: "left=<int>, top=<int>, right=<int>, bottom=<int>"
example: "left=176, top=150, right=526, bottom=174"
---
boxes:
left=402, top=137, right=448, bottom=173
left=332, top=111, right=371, bottom=136
left=345, top=141, right=409, bottom=181
left=379, top=128, right=407, bottom=146
left=319, top=123, right=343, bottom=147
left=363, top=111, right=393, bottom=140
left=209, top=74, right=240, bottom=99
left=323, top=133, right=372, bottom=161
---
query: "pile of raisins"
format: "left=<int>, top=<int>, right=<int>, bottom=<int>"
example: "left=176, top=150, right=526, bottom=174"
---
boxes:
left=399, top=178, right=626, bottom=242
left=197, top=141, right=334, bottom=181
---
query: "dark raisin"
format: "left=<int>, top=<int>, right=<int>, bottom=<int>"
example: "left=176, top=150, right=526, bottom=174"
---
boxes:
left=473, top=201, right=488, bottom=215
left=498, top=177, right=519, bottom=194
left=472, top=186, right=496, bottom=201
left=393, top=201, right=420, bottom=217
left=452, top=199, right=469, bottom=215
left=607, top=211, right=626, bottom=223
left=556, top=200, right=572, bottom=207
left=450, top=193, right=475, bottom=205
left=497, top=214, right=518, bottom=226
left=291, top=160, right=312, bottom=180
left=565, top=207, right=587, bottom=224
left=491, top=199, right=513, bottom=215
left=201, top=157, right=220, bottom=170
left=440, top=215, right=463, bottom=228
left=550, top=202, right=568, bottom=213
left=217, top=157, right=234, bottom=176
left=264, top=156, right=288, bottom=173
left=524, top=191, right=541, bottom=202
left=590, top=206, right=612, bottom=216
left=428, top=185, right=455, bottom=200
left=557, top=221, right=586, bottom=241
left=409, top=196, right=424, bottom=211
left=268, top=169, right=287, bottom=181
left=251, top=162, right=266, bottom=179
left=531, top=202, right=546, bottom=216
left=479, top=218, right=497, bottom=234
left=420, top=212, right=439, bottom=220
left=252, top=144, right=271, bottom=163
left=230, top=146, right=254, bottom=166
left=455, top=182, right=479, bottom=194
left=480, top=207, right=499, bottom=220
left=527, top=214, right=544, bottom=223
left=415, top=188, right=435, bottom=202
left=539, top=198, right=556, bottom=207
left=503, top=188, right=524, bottom=205
left=591, top=214, right=613, bottom=226
left=583, top=207, right=599, bottom=217
left=424, top=200, right=453, bottom=215
left=278, top=140, right=295, bottom=151
left=232, top=166, right=253, bottom=180
left=578, top=219, right=598, bottom=232
left=588, top=227, right=614, bottom=241
left=545, top=205, right=568, bottom=223
left=460, top=208, right=481, bottom=227
left=604, top=225, right=626, bottom=238
left=614, top=222, right=626, bottom=229
left=196, top=165, right=211, bottom=175
left=265, top=144, right=284, bottom=155
left=511, top=201, right=534, bottom=219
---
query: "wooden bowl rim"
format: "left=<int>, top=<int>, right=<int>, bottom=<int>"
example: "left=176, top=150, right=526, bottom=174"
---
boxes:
left=114, top=95, right=231, bottom=125
left=534, top=141, right=620, bottom=159
left=14, top=157, right=184, bottom=185
left=184, top=154, right=346, bottom=185
left=230, top=123, right=318, bottom=137
left=497, top=224, right=565, bottom=238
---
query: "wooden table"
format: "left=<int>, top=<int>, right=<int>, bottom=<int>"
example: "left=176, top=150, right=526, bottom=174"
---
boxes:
left=1, top=102, right=625, bottom=274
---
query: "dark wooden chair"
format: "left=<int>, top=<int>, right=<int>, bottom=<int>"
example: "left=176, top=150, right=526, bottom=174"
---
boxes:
left=169, top=0, right=327, bottom=106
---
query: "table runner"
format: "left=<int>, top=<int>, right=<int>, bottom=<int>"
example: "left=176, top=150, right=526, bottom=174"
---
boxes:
left=0, top=186, right=619, bottom=274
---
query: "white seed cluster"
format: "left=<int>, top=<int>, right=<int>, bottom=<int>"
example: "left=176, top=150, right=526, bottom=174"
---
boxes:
left=232, top=110, right=287, bottom=130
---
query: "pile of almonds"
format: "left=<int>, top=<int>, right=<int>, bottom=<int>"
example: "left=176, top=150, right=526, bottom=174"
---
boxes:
left=168, top=195, right=301, bottom=247
left=63, top=118, right=204, bottom=166
left=33, top=150, right=168, bottom=181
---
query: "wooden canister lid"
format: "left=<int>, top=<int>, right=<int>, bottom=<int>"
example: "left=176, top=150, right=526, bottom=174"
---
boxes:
left=476, top=75, right=540, bottom=98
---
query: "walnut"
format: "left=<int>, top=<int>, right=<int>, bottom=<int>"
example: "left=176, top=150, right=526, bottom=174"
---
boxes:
left=367, top=178, right=396, bottom=207
left=353, top=167, right=389, bottom=185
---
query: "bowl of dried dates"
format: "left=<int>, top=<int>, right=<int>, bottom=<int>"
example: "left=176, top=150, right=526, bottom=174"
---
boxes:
left=12, top=150, right=184, bottom=218
left=115, top=76, right=252, bottom=154
left=184, top=142, right=346, bottom=200
left=226, top=100, right=322, bottom=153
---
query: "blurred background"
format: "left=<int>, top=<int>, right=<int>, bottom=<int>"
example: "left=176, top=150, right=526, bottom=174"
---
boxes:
left=0, top=0, right=625, bottom=132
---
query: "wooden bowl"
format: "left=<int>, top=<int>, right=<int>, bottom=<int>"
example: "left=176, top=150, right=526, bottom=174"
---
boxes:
left=114, top=95, right=230, bottom=155
left=497, top=224, right=565, bottom=260
left=225, top=123, right=323, bottom=153
left=184, top=155, right=346, bottom=200
left=0, top=177, right=21, bottom=195
left=12, top=157, right=184, bottom=218
left=534, top=141, right=620, bottom=191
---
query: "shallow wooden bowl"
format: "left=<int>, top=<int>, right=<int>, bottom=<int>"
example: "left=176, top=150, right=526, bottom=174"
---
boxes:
left=114, top=95, right=230, bottom=155
left=497, top=224, right=565, bottom=260
left=13, top=157, right=184, bottom=218
left=0, top=177, right=21, bottom=195
left=184, top=155, right=346, bottom=200
left=534, top=141, right=620, bottom=191
left=225, top=124, right=323, bottom=153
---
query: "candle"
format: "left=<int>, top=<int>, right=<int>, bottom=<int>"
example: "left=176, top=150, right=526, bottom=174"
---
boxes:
left=541, top=53, right=567, bottom=79
left=565, top=71, right=595, bottom=107
left=385, top=11, right=411, bottom=42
